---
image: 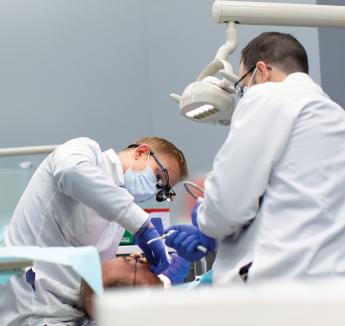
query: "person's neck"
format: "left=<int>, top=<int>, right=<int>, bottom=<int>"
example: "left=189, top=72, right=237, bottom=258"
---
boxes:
left=270, top=70, right=288, bottom=82
left=117, top=151, right=130, bottom=174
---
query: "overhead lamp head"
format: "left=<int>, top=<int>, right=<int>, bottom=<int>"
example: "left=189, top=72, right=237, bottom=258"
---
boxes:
left=178, top=79, right=235, bottom=126
left=170, top=59, right=238, bottom=126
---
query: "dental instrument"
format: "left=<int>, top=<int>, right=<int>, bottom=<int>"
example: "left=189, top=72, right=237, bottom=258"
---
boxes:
left=147, top=231, right=208, bottom=254
left=146, top=231, right=174, bottom=245
left=183, top=181, right=204, bottom=201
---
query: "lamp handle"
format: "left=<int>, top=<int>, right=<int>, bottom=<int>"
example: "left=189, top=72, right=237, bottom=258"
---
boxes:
left=196, top=59, right=237, bottom=91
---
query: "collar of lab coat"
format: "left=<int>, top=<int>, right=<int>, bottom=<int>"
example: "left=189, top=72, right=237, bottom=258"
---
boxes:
left=283, top=72, right=322, bottom=93
left=284, top=72, right=312, bottom=84
left=103, top=149, right=125, bottom=187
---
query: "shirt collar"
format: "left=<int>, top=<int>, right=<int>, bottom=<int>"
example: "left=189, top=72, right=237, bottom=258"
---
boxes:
left=103, top=149, right=125, bottom=186
left=284, top=72, right=312, bottom=83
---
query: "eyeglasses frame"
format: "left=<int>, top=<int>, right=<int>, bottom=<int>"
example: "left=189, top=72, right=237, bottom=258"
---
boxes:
left=234, top=65, right=256, bottom=97
left=126, top=144, right=176, bottom=202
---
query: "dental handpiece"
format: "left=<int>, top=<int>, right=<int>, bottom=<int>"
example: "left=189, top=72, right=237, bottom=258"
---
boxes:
left=147, top=230, right=208, bottom=253
left=146, top=231, right=174, bottom=245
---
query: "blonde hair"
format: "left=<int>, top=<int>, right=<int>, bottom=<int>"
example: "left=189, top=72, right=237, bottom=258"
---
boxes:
left=132, top=137, right=188, bottom=181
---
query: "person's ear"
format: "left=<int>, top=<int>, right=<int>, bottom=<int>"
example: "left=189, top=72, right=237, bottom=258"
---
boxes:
left=256, top=61, right=270, bottom=83
left=133, top=144, right=151, bottom=160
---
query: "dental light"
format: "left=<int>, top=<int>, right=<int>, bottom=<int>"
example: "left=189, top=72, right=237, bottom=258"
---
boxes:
left=170, top=1, right=345, bottom=126
left=170, top=54, right=238, bottom=126
left=170, top=21, right=239, bottom=126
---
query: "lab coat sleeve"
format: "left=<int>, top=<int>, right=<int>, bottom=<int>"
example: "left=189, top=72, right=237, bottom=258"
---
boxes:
left=49, top=138, right=148, bottom=234
left=198, top=87, right=296, bottom=240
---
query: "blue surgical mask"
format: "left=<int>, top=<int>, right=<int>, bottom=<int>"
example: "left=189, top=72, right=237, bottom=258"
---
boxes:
left=124, top=155, right=157, bottom=203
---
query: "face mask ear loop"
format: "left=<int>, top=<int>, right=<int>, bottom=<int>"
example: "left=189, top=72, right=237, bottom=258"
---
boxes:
left=146, top=150, right=151, bottom=169
left=247, top=68, right=257, bottom=88
left=129, top=146, right=141, bottom=170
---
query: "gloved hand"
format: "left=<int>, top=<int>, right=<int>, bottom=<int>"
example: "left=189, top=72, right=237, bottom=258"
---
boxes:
left=164, top=225, right=216, bottom=262
left=162, top=253, right=191, bottom=285
left=135, top=221, right=170, bottom=275
left=191, top=199, right=203, bottom=227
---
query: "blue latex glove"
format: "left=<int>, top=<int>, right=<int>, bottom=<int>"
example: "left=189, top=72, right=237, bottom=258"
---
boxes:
left=191, top=200, right=203, bottom=227
left=162, top=253, right=191, bottom=285
left=136, top=221, right=170, bottom=275
left=164, top=225, right=216, bottom=262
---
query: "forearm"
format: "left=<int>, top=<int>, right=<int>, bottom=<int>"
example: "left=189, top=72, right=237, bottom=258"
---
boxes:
left=56, top=163, right=148, bottom=233
left=198, top=170, right=259, bottom=240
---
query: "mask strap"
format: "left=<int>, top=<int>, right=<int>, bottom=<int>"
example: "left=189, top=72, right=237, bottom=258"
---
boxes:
left=129, top=146, right=140, bottom=170
left=247, top=68, right=257, bottom=88
left=146, top=151, right=151, bottom=169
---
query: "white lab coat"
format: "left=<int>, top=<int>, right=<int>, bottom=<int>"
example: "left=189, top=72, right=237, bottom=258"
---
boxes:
left=0, top=137, right=148, bottom=325
left=198, top=73, right=345, bottom=286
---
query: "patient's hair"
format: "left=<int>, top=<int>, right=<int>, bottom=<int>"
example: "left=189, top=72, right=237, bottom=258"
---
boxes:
left=241, top=32, right=309, bottom=74
left=80, top=256, right=162, bottom=319
left=129, top=137, right=188, bottom=181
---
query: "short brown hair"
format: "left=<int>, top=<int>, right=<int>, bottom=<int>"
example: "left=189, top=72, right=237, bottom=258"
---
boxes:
left=132, top=137, right=188, bottom=181
left=241, top=32, right=309, bottom=74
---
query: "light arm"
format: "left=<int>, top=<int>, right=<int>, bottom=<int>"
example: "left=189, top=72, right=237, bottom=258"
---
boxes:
left=213, top=1, right=345, bottom=27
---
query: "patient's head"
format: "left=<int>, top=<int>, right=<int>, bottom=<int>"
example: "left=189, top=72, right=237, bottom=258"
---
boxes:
left=80, top=253, right=163, bottom=318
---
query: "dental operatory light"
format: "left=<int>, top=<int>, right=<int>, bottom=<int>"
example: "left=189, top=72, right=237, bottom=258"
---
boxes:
left=170, top=21, right=238, bottom=126
left=170, top=1, right=345, bottom=126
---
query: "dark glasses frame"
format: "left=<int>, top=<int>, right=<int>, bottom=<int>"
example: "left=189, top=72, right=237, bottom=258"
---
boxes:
left=234, top=65, right=256, bottom=97
left=126, top=144, right=176, bottom=202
